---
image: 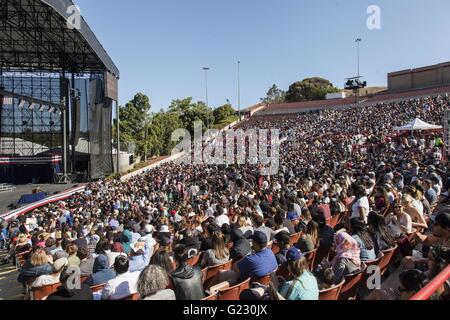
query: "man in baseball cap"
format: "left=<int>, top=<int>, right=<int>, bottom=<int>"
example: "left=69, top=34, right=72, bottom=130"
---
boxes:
left=235, top=231, right=278, bottom=283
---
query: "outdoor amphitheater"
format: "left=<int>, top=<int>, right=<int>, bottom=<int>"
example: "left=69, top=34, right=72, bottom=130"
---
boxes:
left=0, top=0, right=449, bottom=305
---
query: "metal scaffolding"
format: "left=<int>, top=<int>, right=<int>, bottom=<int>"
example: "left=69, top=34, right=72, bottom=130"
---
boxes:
left=0, top=0, right=119, bottom=183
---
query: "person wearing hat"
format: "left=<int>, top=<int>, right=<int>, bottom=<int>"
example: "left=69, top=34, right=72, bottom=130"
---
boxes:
left=235, top=231, right=277, bottom=283
left=229, top=229, right=252, bottom=261
left=278, top=247, right=319, bottom=300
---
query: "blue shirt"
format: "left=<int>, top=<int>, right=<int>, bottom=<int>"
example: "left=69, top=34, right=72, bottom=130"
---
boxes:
left=425, top=188, right=437, bottom=204
left=279, top=271, right=319, bottom=300
left=287, top=211, right=299, bottom=221
left=352, top=234, right=376, bottom=261
left=129, top=243, right=152, bottom=273
left=237, top=248, right=278, bottom=281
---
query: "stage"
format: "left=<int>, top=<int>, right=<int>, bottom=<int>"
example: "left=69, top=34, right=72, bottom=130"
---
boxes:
left=0, top=183, right=79, bottom=214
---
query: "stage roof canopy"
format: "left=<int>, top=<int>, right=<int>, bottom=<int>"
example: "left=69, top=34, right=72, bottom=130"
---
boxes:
left=0, top=0, right=119, bottom=77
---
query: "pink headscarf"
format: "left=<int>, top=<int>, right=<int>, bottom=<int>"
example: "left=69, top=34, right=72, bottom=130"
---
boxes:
left=332, top=231, right=361, bottom=268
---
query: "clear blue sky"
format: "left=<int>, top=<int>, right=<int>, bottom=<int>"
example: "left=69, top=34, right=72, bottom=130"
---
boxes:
left=74, top=0, right=450, bottom=110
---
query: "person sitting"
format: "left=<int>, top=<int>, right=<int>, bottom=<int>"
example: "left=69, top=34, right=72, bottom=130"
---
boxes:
left=200, top=231, right=230, bottom=268
left=18, top=248, right=54, bottom=284
left=397, top=269, right=427, bottom=300
left=171, top=244, right=204, bottom=300
left=236, top=215, right=254, bottom=238
left=66, top=244, right=80, bottom=267
left=314, top=214, right=335, bottom=249
left=78, top=246, right=95, bottom=276
left=402, top=194, right=428, bottom=231
left=418, top=212, right=450, bottom=248
left=331, top=231, right=361, bottom=284
left=46, top=267, right=93, bottom=300
left=253, top=215, right=275, bottom=242
left=137, top=265, right=176, bottom=300
left=31, top=257, right=68, bottom=288
left=101, top=255, right=140, bottom=300
left=273, top=213, right=291, bottom=235
left=229, top=229, right=252, bottom=261
left=278, top=247, right=319, bottom=300
left=349, top=218, right=377, bottom=261
left=84, top=254, right=116, bottom=287
left=314, top=259, right=336, bottom=290
left=129, top=239, right=152, bottom=273
left=296, top=220, right=319, bottom=253
left=367, top=211, right=397, bottom=254
left=150, top=249, right=175, bottom=275
left=386, top=199, right=413, bottom=238
left=236, top=231, right=278, bottom=282
left=274, top=231, right=291, bottom=266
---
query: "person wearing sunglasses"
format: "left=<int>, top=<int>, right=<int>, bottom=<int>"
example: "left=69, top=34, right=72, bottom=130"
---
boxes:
left=386, top=200, right=413, bottom=239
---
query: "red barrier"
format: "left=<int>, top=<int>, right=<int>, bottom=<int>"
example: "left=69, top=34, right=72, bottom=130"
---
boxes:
left=410, top=264, right=450, bottom=300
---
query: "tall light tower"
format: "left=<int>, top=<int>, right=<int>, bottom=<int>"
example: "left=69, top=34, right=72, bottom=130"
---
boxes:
left=355, top=38, right=362, bottom=102
left=238, top=60, right=241, bottom=121
left=203, top=67, right=210, bottom=129
left=355, top=38, right=362, bottom=78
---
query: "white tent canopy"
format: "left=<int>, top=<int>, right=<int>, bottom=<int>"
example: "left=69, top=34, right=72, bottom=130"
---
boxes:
left=394, top=118, right=443, bottom=131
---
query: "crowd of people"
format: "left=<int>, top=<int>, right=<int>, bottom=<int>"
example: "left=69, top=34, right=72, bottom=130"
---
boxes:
left=0, top=94, right=450, bottom=300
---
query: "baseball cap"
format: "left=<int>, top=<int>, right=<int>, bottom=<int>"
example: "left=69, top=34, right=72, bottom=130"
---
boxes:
left=251, top=231, right=268, bottom=246
left=286, top=247, right=304, bottom=262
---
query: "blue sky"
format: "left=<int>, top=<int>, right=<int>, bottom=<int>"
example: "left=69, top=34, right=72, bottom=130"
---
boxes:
left=74, top=0, right=450, bottom=111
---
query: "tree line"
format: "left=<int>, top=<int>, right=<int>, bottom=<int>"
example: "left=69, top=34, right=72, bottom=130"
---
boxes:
left=116, top=94, right=237, bottom=159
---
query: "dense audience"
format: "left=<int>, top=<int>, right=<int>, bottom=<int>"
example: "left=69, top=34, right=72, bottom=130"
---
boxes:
left=1, top=94, right=450, bottom=300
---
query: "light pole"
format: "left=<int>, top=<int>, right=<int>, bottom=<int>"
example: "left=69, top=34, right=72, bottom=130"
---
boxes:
left=355, top=38, right=362, bottom=103
left=238, top=61, right=241, bottom=122
left=203, top=67, right=210, bottom=129
left=355, top=38, right=362, bottom=78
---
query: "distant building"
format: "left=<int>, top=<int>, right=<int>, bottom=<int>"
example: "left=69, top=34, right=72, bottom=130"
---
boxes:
left=326, top=92, right=347, bottom=100
left=388, top=61, right=450, bottom=91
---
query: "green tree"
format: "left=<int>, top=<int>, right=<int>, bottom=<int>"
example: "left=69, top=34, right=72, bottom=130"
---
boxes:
left=147, top=111, right=183, bottom=157
left=213, top=103, right=235, bottom=124
left=168, top=98, right=214, bottom=134
left=285, top=77, right=339, bottom=102
left=261, top=84, right=286, bottom=104
left=119, top=93, right=151, bottom=158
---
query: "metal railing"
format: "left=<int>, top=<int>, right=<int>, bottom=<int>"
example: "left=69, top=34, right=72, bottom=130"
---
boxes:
left=410, top=264, right=450, bottom=300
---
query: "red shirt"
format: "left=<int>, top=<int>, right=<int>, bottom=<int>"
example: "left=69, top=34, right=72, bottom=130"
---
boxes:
left=317, top=204, right=331, bottom=220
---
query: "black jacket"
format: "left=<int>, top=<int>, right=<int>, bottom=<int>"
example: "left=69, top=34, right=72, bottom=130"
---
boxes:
left=230, top=238, right=252, bottom=261
left=47, top=284, right=94, bottom=300
left=171, top=264, right=204, bottom=300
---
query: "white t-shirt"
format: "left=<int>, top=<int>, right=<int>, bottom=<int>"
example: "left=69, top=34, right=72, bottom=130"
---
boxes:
left=351, top=196, right=370, bottom=223
left=215, top=214, right=230, bottom=227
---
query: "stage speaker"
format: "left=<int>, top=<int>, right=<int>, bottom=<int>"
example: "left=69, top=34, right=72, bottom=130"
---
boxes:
left=70, top=96, right=81, bottom=146
left=90, top=78, right=104, bottom=105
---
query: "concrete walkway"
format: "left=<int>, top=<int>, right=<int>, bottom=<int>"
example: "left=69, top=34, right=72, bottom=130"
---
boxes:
left=0, top=250, right=24, bottom=300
